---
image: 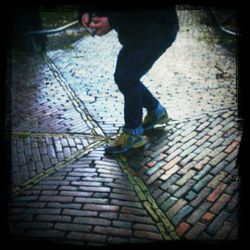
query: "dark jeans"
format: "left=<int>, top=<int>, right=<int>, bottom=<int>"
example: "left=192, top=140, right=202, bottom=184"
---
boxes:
left=114, top=31, right=178, bottom=129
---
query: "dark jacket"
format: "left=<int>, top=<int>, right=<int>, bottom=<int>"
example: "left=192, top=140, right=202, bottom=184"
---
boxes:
left=78, top=5, right=179, bottom=45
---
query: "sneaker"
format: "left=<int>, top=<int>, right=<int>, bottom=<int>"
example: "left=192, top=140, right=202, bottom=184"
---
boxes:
left=105, top=130, right=145, bottom=154
left=142, top=110, right=171, bottom=131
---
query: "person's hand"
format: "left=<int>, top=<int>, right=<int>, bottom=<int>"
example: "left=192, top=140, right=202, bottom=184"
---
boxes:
left=89, top=17, right=112, bottom=36
left=81, top=13, right=91, bottom=29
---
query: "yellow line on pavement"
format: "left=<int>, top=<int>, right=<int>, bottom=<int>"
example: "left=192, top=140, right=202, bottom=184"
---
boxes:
left=116, top=154, right=179, bottom=240
left=12, top=140, right=104, bottom=197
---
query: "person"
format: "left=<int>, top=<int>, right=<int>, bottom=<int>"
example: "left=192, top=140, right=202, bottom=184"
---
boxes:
left=78, top=4, right=179, bottom=154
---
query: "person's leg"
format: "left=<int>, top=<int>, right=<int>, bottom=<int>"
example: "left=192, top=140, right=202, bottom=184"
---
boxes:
left=105, top=34, right=176, bottom=153
left=114, top=35, right=174, bottom=127
left=139, top=82, right=159, bottom=111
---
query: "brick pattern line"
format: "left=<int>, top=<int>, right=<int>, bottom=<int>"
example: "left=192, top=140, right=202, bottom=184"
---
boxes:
left=116, top=155, right=179, bottom=240
left=10, top=130, right=114, bottom=190
left=12, top=140, right=105, bottom=197
left=10, top=56, right=94, bottom=134
left=11, top=131, right=112, bottom=142
left=42, top=54, right=105, bottom=137
left=9, top=152, right=164, bottom=245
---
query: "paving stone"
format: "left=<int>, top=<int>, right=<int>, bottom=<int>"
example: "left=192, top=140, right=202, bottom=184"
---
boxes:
left=194, top=156, right=211, bottom=170
left=83, top=204, right=120, bottom=212
left=207, top=183, right=227, bottom=202
left=26, top=230, right=65, bottom=238
left=32, top=148, right=41, bottom=162
left=179, top=145, right=197, bottom=158
left=166, top=199, right=187, bottom=219
left=225, top=193, right=239, bottom=213
left=209, top=194, right=231, bottom=214
left=161, top=196, right=178, bottom=211
left=209, top=152, right=228, bottom=166
left=172, top=205, right=194, bottom=226
left=185, top=222, right=207, bottom=239
left=157, top=192, right=171, bottom=205
left=119, top=213, right=154, bottom=224
left=145, top=161, right=165, bottom=176
left=112, top=220, right=132, bottom=229
left=54, top=223, right=93, bottom=232
left=225, top=148, right=239, bottom=162
left=121, top=207, right=148, bottom=216
left=62, top=209, right=98, bottom=217
left=179, top=152, right=197, bottom=166
left=162, top=156, right=182, bottom=171
left=202, top=212, right=215, bottom=222
left=39, top=195, right=73, bottom=203
left=41, top=154, right=52, bottom=169
left=193, top=165, right=212, bottom=180
left=67, top=232, right=107, bottom=243
left=36, top=215, right=71, bottom=222
left=110, top=199, right=142, bottom=209
left=9, top=8, right=241, bottom=245
left=176, top=222, right=190, bottom=236
left=94, top=226, right=132, bottom=237
left=185, top=190, right=197, bottom=201
left=160, top=165, right=181, bottom=181
left=107, top=237, right=129, bottom=244
left=74, top=217, right=111, bottom=226
left=206, top=211, right=230, bottom=235
left=187, top=201, right=212, bottom=225
left=160, top=174, right=180, bottom=191
left=174, top=179, right=196, bottom=198
left=213, top=221, right=234, bottom=239
left=54, top=139, right=63, bottom=152
left=133, top=223, right=159, bottom=233
left=99, top=212, right=118, bottom=219
left=225, top=181, right=239, bottom=195
left=207, top=172, right=227, bottom=189
left=15, top=222, right=54, bottom=230
left=195, top=135, right=210, bottom=146
left=224, top=161, right=236, bottom=173
left=133, top=230, right=162, bottom=240
left=47, top=202, right=81, bottom=209
left=178, top=161, right=196, bottom=175
left=176, top=169, right=196, bottom=186
left=193, top=174, right=213, bottom=192
left=145, top=169, right=164, bottom=185
left=165, top=148, right=182, bottom=162
left=47, top=144, right=56, bottom=158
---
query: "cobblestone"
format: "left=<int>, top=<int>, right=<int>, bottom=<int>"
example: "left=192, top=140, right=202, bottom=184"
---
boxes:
left=191, top=187, right=212, bottom=207
left=206, top=211, right=230, bottom=235
left=185, top=222, right=207, bottom=239
left=171, top=205, right=193, bottom=226
left=8, top=7, right=241, bottom=245
left=187, top=201, right=212, bottom=225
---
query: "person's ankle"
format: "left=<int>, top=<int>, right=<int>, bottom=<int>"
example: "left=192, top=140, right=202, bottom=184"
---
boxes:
left=123, top=125, right=144, bottom=137
left=151, top=103, right=165, bottom=117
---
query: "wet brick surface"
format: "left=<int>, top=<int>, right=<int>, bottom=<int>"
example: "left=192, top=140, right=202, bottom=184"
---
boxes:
left=7, top=7, right=242, bottom=245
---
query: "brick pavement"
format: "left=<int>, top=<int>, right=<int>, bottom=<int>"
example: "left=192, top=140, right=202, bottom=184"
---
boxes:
left=7, top=7, right=242, bottom=246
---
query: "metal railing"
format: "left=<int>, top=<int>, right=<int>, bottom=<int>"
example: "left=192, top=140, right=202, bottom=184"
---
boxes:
left=206, top=7, right=240, bottom=37
left=25, top=20, right=79, bottom=36
left=24, top=20, right=79, bottom=52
